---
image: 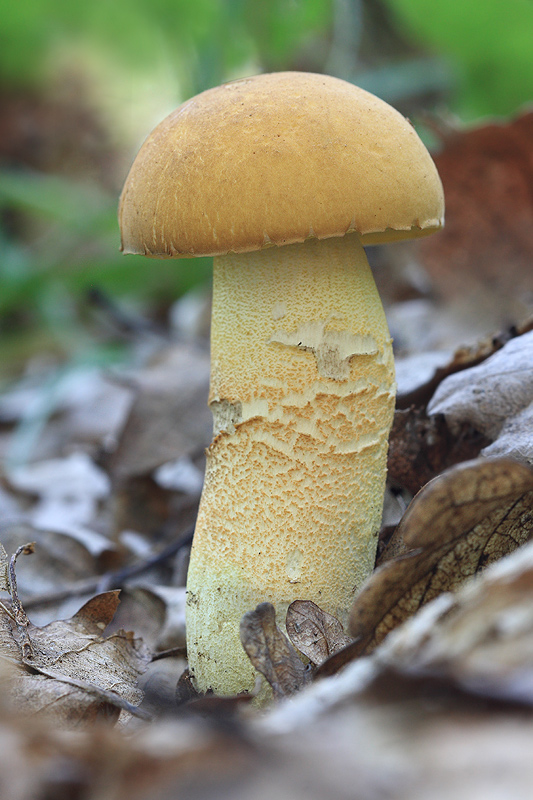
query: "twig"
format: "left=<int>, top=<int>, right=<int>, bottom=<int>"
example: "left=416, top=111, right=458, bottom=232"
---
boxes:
left=9, top=543, right=35, bottom=660
left=151, top=646, right=187, bottom=662
left=22, top=526, right=194, bottom=610
left=87, top=286, right=167, bottom=339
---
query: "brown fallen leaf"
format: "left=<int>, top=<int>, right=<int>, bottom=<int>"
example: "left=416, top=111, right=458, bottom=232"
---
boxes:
left=428, top=329, right=533, bottom=465
left=0, top=522, right=113, bottom=627
left=0, top=542, right=7, bottom=591
left=175, top=667, right=201, bottom=705
left=396, top=317, right=533, bottom=410
left=285, top=600, right=352, bottom=667
left=108, top=342, right=211, bottom=539
left=387, top=406, right=489, bottom=495
left=1, top=548, right=150, bottom=727
left=240, top=602, right=310, bottom=700
left=348, top=458, right=533, bottom=658
left=9, top=594, right=150, bottom=725
left=419, top=110, right=533, bottom=327
left=377, top=538, right=533, bottom=707
left=109, top=343, right=211, bottom=481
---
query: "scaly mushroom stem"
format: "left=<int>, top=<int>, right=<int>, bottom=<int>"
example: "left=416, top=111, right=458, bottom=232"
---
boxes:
left=186, top=234, right=395, bottom=697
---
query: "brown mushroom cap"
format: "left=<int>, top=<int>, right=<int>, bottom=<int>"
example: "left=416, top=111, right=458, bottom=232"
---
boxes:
left=119, top=71, right=444, bottom=258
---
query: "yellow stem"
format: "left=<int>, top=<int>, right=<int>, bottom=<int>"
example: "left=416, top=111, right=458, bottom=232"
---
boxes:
left=186, top=235, right=395, bottom=698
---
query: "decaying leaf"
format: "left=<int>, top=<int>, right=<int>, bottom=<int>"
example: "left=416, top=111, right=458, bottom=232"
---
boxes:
left=428, top=330, right=533, bottom=465
left=396, top=318, right=533, bottom=410
left=349, top=458, right=533, bottom=657
left=377, top=538, right=533, bottom=706
left=387, top=406, right=489, bottom=495
left=0, top=559, right=150, bottom=727
left=175, top=668, right=201, bottom=706
left=240, top=602, right=310, bottom=699
left=108, top=342, right=211, bottom=539
left=419, top=110, right=533, bottom=326
left=113, top=584, right=186, bottom=652
left=0, top=522, right=110, bottom=626
left=285, top=600, right=352, bottom=667
left=109, top=343, right=211, bottom=481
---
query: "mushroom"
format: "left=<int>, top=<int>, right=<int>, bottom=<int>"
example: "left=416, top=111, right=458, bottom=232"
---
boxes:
left=119, top=72, right=444, bottom=699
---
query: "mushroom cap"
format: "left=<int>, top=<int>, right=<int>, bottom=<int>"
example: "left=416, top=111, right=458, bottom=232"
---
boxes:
left=119, top=71, right=444, bottom=258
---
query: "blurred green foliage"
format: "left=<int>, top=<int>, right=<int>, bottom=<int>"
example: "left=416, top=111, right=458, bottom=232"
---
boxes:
left=0, top=0, right=331, bottom=95
left=1, top=0, right=532, bottom=378
left=386, top=0, right=533, bottom=119
left=0, top=0, right=333, bottom=377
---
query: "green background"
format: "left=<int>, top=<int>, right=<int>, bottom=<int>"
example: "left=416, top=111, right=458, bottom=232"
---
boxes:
left=1, top=0, right=532, bottom=374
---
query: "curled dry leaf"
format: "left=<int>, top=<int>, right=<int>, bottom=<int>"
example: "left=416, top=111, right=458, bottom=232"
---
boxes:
left=0, top=522, right=110, bottom=626
left=285, top=600, right=352, bottom=667
left=396, top=318, right=533, bottom=410
left=0, top=543, right=7, bottom=591
left=349, top=458, right=533, bottom=657
left=240, top=602, right=310, bottom=700
left=1, top=583, right=150, bottom=727
left=428, top=330, right=533, bottom=465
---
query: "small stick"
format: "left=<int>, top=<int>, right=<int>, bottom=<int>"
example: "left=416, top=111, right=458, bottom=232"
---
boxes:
left=23, top=526, right=194, bottom=610
left=9, top=543, right=36, bottom=660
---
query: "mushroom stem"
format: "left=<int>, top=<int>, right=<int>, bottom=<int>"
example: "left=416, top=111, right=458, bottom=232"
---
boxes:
left=186, top=234, right=395, bottom=697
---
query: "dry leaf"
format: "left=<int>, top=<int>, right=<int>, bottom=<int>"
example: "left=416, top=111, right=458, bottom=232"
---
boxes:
left=377, top=538, right=533, bottom=706
left=115, top=585, right=186, bottom=652
left=1, top=584, right=150, bottom=727
left=175, top=668, right=201, bottom=705
left=349, top=458, right=533, bottom=657
left=428, top=330, right=533, bottom=465
left=285, top=600, right=352, bottom=667
left=108, top=342, right=211, bottom=540
left=240, top=602, right=310, bottom=699
left=0, top=543, right=7, bottom=591
left=419, top=110, right=533, bottom=326
left=387, top=406, right=489, bottom=495
left=6, top=453, right=115, bottom=565
left=396, top=319, right=533, bottom=410
left=0, top=523, right=106, bottom=625
left=0, top=366, right=132, bottom=448
left=109, top=343, right=211, bottom=481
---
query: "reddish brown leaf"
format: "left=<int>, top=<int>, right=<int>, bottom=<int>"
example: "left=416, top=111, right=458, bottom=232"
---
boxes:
left=419, top=111, right=533, bottom=325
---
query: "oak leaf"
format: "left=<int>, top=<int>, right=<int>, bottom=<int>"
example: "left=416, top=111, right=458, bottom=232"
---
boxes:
left=1, top=576, right=150, bottom=727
